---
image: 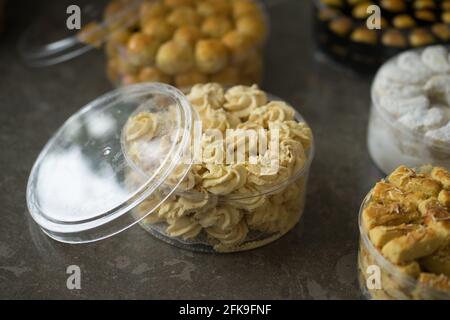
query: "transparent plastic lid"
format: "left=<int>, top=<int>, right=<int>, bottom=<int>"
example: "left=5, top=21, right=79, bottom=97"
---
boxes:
left=26, top=83, right=194, bottom=243
left=18, top=0, right=141, bottom=67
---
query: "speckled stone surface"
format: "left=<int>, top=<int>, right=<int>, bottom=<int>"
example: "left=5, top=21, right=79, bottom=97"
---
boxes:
left=0, top=0, right=385, bottom=299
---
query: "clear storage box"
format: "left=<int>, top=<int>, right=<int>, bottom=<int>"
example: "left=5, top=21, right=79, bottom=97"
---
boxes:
left=19, top=0, right=268, bottom=88
left=78, top=0, right=268, bottom=87
left=26, top=82, right=314, bottom=252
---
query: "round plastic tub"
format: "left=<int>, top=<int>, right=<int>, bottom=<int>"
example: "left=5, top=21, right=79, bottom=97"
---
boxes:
left=138, top=166, right=310, bottom=252
left=26, top=82, right=314, bottom=253
left=123, top=83, right=314, bottom=252
left=367, top=100, right=450, bottom=175
left=77, top=0, right=269, bottom=88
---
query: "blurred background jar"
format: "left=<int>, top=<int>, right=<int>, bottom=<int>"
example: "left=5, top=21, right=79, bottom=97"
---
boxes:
left=26, top=83, right=315, bottom=253
left=367, top=46, right=450, bottom=174
left=78, top=0, right=269, bottom=88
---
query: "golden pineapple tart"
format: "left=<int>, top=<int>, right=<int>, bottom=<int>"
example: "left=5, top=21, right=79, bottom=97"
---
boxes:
left=105, top=29, right=131, bottom=57
left=173, top=25, right=202, bottom=46
left=197, top=0, right=231, bottom=16
left=167, top=6, right=200, bottom=27
left=81, top=0, right=267, bottom=86
left=126, top=33, right=160, bottom=65
left=195, top=39, right=228, bottom=74
left=140, top=1, right=167, bottom=21
left=142, top=18, right=174, bottom=42
left=156, top=40, right=194, bottom=75
left=109, top=29, right=131, bottom=46
left=201, top=15, right=233, bottom=38
left=164, top=0, right=194, bottom=7
left=236, top=15, right=267, bottom=44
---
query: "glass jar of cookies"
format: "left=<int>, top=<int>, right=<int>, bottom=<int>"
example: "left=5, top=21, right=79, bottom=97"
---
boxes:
left=26, top=82, right=314, bottom=252
left=358, top=165, right=450, bottom=299
left=368, top=45, right=450, bottom=175
left=314, top=0, right=450, bottom=73
left=77, top=0, right=268, bottom=87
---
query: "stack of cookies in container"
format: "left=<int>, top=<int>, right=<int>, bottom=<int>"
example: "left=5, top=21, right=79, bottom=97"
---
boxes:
left=79, top=0, right=268, bottom=87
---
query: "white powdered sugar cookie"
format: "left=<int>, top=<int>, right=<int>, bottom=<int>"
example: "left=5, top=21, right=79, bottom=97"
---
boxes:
left=370, top=46, right=450, bottom=174
left=425, top=122, right=450, bottom=144
left=373, top=73, right=423, bottom=97
left=374, top=46, right=450, bottom=124
left=374, top=83, right=423, bottom=99
left=377, top=64, right=425, bottom=84
left=421, top=46, right=450, bottom=74
left=424, top=75, right=450, bottom=106
left=397, top=51, right=433, bottom=80
left=398, top=107, right=448, bottom=132
left=379, top=95, right=429, bottom=117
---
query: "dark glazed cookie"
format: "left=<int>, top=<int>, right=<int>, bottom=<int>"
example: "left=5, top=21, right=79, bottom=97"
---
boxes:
left=409, top=28, right=435, bottom=46
left=382, top=29, right=407, bottom=47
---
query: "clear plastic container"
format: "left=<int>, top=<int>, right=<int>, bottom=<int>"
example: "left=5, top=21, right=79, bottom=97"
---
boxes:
left=314, top=0, right=450, bottom=73
left=18, top=0, right=273, bottom=88
left=18, top=0, right=140, bottom=67
left=26, top=82, right=314, bottom=252
left=138, top=169, right=310, bottom=252
left=78, top=0, right=269, bottom=87
left=367, top=47, right=450, bottom=175
left=367, top=101, right=450, bottom=175
left=358, top=192, right=450, bottom=300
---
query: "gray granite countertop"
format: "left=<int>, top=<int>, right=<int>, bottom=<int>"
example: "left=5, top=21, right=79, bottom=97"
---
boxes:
left=0, top=0, right=385, bottom=299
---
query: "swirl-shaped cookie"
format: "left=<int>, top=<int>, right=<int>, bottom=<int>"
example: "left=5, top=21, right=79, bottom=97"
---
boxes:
left=125, top=112, right=158, bottom=142
left=228, top=185, right=267, bottom=211
left=274, top=121, right=313, bottom=150
left=197, top=204, right=242, bottom=229
left=178, top=191, right=218, bottom=215
left=202, top=164, right=247, bottom=195
left=166, top=216, right=202, bottom=240
left=248, top=101, right=296, bottom=128
left=223, top=84, right=267, bottom=120
left=206, top=220, right=248, bottom=248
left=187, top=83, right=225, bottom=111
